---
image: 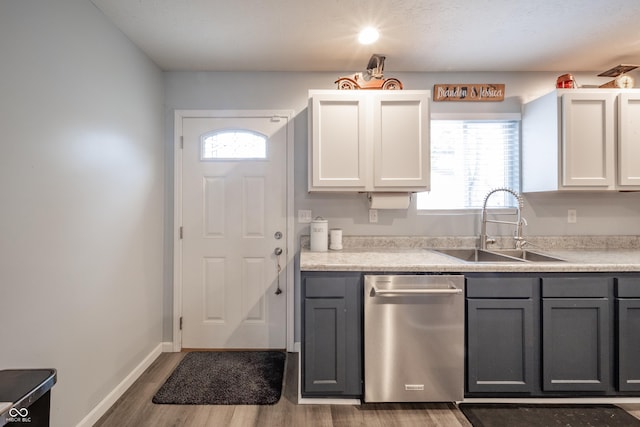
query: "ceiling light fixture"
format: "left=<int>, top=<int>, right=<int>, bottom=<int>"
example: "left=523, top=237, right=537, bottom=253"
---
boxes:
left=358, top=27, right=379, bottom=45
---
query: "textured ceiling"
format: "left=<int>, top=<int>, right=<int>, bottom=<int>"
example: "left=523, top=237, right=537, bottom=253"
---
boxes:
left=91, top=0, right=640, bottom=72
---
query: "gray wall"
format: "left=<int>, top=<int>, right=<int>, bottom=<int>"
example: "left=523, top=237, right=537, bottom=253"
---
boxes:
left=2, top=2, right=636, bottom=422
left=0, top=1, right=165, bottom=426
left=164, top=70, right=640, bottom=341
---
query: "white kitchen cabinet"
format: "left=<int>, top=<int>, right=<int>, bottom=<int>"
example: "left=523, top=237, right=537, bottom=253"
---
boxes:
left=308, top=90, right=430, bottom=192
left=618, top=92, right=640, bottom=187
left=522, top=89, right=640, bottom=192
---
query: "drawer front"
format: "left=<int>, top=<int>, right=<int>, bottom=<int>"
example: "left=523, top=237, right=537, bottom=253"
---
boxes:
left=616, top=277, right=640, bottom=298
left=305, top=277, right=347, bottom=298
left=466, top=277, right=535, bottom=298
left=542, top=277, right=611, bottom=298
left=303, top=273, right=362, bottom=298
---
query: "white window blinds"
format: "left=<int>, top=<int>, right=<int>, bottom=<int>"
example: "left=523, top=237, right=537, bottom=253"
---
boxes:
left=417, top=119, right=520, bottom=210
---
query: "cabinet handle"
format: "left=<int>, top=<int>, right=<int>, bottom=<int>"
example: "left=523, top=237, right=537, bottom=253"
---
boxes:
left=370, top=284, right=462, bottom=296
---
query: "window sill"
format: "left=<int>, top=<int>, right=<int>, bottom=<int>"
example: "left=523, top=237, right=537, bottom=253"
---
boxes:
left=416, top=207, right=518, bottom=216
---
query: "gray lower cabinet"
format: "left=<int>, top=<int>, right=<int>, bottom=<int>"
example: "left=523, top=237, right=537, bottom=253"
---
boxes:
left=617, top=278, right=640, bottom=392
left=466, top=273, right=640, bottom=397
left=541, top=277, right=612, bottom=392
left=466, top=276, right=538, bottom=394
left=301, top=272, right=362, bottom=397
left=300, top=271, right=639, bottom=398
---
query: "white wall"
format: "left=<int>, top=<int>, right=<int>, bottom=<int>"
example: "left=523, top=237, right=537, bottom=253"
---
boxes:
left=164, top=70, right=640, bottom=341
left=0, top=1, right=165, bottom=426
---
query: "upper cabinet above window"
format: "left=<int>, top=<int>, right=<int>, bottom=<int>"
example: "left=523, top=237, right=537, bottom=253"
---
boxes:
left=522, top=89, right=640, bottom=192
left=307, top=90, right=430, bottom=192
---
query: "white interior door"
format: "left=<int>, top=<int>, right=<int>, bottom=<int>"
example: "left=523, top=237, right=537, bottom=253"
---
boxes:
left=181, top=115, right=288, bottom=349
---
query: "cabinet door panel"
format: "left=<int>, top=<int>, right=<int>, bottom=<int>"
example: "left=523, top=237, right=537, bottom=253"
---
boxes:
left=561, top=92, right=615, bottom=188
left=618, top=299, right=640, bottom=391
left=467, top=299, right=535, bottom=393
left=303, top=298, right=346, bottom=393
left=310, top=94, right=367, bottom=189
left=373, top=93, right=430, bottom=189
left=542, top=298, right=610, bottom=391
left=302, top=272, right=362, bottom=397
left=618, top=93, right=640, bottom=187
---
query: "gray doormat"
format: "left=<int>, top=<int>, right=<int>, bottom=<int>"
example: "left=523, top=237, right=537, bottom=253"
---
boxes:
left=152, top=351, right=285, bottom=405
left=459, top=403, right=640, bottom=427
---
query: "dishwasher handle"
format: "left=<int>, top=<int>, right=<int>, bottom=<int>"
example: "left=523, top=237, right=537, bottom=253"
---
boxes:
left=370, top=284, right=462, bottom=296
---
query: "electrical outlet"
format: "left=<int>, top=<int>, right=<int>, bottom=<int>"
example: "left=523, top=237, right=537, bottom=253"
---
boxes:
left=567, top=209, right=577, bottom=224
left=369, top=209, right=378, bottom=223
left=298, top=210, right=312, bottom=223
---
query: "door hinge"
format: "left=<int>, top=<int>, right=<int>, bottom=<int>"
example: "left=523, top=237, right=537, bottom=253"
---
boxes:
left=179, top=317, right=183, bottom=330
left=180, top=136, right=184, bottom=149
left=179, top=226, right=183, bottom=239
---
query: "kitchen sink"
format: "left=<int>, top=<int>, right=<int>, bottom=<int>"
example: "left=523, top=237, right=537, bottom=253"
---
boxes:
left=434, top=248, right=565, bottom=263
left=489, top=249, right=566, bottom=262
left=434, top=248, right=525, bottom=263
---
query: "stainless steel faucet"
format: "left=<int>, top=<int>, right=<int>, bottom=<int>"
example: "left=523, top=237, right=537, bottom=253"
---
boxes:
left=480, top=188, right=525, bottom=250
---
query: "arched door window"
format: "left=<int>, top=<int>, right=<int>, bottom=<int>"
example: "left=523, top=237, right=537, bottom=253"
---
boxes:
left=200, top=130, right=267, bottom=160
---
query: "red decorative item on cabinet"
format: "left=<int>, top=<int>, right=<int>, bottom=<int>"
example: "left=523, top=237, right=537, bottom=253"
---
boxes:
left=556, top=74, right=575, bottom=89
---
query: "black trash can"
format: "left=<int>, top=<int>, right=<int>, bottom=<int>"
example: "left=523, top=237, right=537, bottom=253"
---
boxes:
left=0, top=369, right=57, bottom=427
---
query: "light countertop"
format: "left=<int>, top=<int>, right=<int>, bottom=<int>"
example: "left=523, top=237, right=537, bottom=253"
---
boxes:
left=299, top=236, right=640, bottom=272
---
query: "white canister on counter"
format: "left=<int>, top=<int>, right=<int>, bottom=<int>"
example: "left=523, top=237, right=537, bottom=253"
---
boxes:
left=329, top=228, right=343, bottom=250
left=310, top=218, right=328, bottom=252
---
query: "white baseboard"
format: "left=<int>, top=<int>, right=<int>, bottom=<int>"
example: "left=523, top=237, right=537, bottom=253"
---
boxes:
left=76, top=342, right=165, bottom=427
left=161, top=341, right=174, bottom=352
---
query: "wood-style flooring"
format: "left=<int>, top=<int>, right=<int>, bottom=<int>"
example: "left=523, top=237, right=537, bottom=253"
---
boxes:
left=94, top=352, right=472, bottom=427
left=95, top=351, right=640, bottom=427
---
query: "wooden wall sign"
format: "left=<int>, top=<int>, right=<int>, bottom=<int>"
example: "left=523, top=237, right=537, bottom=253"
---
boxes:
left=433, top=84, right=505, bottom=102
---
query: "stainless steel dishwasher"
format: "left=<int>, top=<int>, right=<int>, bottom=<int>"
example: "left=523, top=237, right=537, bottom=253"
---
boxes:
left=364, top=274, right=465, bottom=402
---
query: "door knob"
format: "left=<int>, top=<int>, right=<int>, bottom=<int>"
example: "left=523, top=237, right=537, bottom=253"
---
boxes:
left=274, top=247, right=283, bottom=295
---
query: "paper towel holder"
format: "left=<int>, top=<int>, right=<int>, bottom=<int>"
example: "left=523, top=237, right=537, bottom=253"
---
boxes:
left=367, top=192, right=412, bottom=209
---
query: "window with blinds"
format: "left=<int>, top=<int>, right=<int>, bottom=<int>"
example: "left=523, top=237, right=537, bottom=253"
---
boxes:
left=417, top=119, right=520, bottom=210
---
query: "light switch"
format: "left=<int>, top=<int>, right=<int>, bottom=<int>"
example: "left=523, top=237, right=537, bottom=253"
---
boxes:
left=298, top=210, right=312, bottom=223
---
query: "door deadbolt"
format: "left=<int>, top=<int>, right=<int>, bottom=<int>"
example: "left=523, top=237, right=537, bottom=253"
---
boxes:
left=274, top=231, right=283, bottom=240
